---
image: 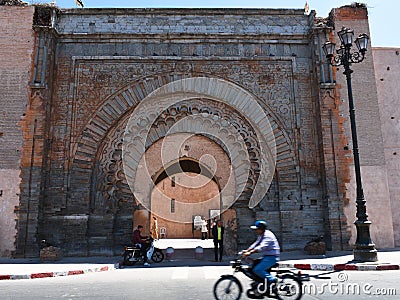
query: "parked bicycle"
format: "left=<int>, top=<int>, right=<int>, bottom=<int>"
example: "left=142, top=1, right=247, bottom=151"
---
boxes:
left=122, top=238, right=164, bottom=266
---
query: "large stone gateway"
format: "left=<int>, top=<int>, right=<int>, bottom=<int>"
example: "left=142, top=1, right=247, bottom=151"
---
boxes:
left=1, top=4, right=397, bottom=257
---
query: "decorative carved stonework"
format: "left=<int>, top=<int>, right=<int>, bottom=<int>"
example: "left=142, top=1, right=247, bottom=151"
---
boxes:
left=72, top=60, right=296, bottom=143
left=92, top=98, right=264, bottom=213
left=93, top=118, right=135, bottom=214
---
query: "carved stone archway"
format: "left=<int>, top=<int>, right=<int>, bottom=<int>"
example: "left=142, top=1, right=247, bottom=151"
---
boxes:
left=70, top=74, right=299, bottom=254
left=73, top=73, right=297, bottom=203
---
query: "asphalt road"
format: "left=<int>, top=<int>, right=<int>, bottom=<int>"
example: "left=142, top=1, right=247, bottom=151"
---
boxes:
left=0, top=266, right=398, bottom=300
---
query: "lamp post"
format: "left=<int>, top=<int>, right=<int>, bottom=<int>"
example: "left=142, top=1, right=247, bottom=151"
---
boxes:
left=322, top=27, right=378, bottom=262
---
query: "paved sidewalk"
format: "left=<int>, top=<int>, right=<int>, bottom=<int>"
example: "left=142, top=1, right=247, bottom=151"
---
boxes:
left=277, top=248, right=400, bottom=271
left=1, top=248, right=399, bottom=281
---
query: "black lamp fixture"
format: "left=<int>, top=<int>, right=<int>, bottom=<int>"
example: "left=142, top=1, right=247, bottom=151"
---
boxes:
left=322, top=27, right=378, bottom=262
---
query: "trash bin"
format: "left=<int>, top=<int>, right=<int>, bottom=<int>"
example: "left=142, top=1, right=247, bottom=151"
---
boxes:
left=166, top=247, right=174, bottom=260
left=195, top=246, right=204, bottom=260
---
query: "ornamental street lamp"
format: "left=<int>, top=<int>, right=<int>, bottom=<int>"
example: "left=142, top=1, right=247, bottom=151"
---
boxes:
left=322, top=27, right=378, bottom=262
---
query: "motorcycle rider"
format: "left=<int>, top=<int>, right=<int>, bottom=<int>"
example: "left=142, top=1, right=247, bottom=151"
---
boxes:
left=133, top=225, right=151, bottom=266
left=242, top=220, right=280, bottom=286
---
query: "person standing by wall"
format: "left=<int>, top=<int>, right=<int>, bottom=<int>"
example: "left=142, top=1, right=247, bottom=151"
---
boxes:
left=212, top=220, right=224, bottom=261
left=151, top=216, right=159, bottom=240
left=201, top=218, right=208, bottom=240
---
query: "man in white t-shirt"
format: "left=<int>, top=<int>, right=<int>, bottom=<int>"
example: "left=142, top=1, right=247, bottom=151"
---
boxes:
left=201, top=218, right=208, bottom=240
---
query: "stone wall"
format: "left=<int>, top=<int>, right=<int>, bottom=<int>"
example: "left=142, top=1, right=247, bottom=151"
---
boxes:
left=32, top=8, right=330, bottom=255
left=5, top=5, right=396, bottom=257
left=0, top=6, right=35, bottom=257
left=56, top=8, right=309, bottom=36
left=330, top=5, right=394, bottom=248
left=373, top=47, right=400, bottom=247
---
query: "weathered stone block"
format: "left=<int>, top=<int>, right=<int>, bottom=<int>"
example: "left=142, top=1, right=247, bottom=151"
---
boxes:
left=304, top=242, right=326, bottom=255
left=40, top=246, right=63, bottom=261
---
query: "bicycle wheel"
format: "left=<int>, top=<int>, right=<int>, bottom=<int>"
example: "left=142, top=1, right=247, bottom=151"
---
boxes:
left=213, top=276, right=242, bottom=300
left=274, top=274, right=302, bottom=300
left=123, top=252, right=137, bottom=266
left=151, top=249, right=164, bottom=263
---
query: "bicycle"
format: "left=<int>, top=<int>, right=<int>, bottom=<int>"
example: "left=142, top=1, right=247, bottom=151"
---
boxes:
left=213, top=252, right=307, bottom=300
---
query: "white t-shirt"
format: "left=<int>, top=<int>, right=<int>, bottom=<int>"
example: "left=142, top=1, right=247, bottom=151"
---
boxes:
left=201, top=221, right=208, bottom=232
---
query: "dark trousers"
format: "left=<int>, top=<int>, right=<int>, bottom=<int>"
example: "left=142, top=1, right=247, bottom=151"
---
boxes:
left=139, top=243, right=150, bottom=263
left=214, top=240, right=223, bottom=261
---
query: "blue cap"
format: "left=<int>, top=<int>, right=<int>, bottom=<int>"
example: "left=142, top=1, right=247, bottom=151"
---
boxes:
left=250, top=220, right=267, bottom=230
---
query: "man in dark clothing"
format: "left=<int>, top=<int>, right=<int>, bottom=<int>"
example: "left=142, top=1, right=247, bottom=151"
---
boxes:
left=133, top=225, right=148, bottom=244
left=132, top=225, right=151, bottom=266
left=212, top=220, right=224, bottom=261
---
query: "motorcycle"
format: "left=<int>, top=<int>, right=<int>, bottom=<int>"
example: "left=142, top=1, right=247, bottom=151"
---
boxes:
left=213, top=252, right=308, bottom=300
left=122, top=238, right=164, bottom=266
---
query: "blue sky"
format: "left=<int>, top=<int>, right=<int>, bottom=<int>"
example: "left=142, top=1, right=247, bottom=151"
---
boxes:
left=39, top=0, right=398, bottom=47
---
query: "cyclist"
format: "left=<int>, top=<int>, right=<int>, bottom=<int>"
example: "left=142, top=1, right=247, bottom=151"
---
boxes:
left=242, top=220, right=280, bottom=284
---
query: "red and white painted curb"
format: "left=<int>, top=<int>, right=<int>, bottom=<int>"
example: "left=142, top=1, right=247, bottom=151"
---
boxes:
left=0, top=263, right=119, bottom=280
left=1, top=261, right=398, bottom=280
left=278, top=262, right=400, bottom=271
